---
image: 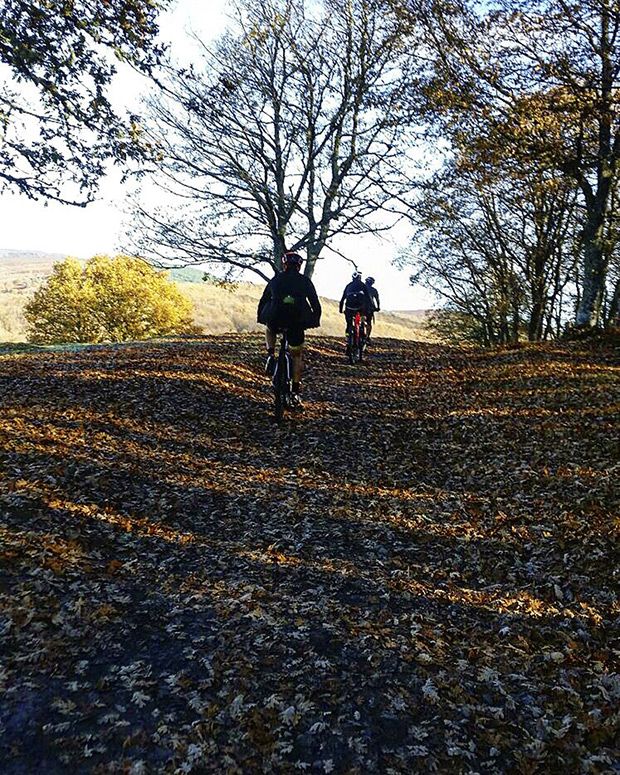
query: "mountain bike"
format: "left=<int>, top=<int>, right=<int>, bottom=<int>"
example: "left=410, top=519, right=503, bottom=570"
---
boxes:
left=346, top=311, right=367, bottom=365
left=273, top=329, right=292, bottom=423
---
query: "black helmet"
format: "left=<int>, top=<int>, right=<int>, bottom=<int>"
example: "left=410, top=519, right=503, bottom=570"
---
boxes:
left=365, top=276, right=375, bottom=286
left=282, top=251, right=303, bottom=270
left=352, top=270, right=362, bottom=279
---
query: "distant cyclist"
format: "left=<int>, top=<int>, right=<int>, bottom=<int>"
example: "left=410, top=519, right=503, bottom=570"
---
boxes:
left=364, top=277, right=380, bottom=341
left=257, top=251, right=321, bottom=407
left=339, top=271, right=373, bottom=337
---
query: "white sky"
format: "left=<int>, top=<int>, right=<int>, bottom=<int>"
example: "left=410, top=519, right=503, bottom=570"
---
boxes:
left=0, top=0, right=435, bottom=311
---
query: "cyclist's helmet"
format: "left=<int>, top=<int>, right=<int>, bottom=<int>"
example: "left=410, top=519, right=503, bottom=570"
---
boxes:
left=352, top=271, right=362, bottom=279
left=365, top=276, right=375, bottom=286
left=282, top=251, right=303, bottom=271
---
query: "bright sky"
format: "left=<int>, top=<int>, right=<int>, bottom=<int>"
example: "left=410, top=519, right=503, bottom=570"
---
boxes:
left=0, top=0, right=434, bottom=311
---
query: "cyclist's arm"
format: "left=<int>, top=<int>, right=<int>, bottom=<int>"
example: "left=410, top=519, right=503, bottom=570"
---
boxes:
left=339, top=288, right=347, bottom=313
left=257, top=283, right=272, bottom=322
left=374, top=289, right=380, bottom=311
left=307, top=281, right=322, bottom=325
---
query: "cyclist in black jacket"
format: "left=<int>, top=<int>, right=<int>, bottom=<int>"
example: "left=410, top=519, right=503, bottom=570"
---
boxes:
left=339, top=272, right=373, bottom=336
left=257, top=251, right=321, bottom=406
left=365, top=277, right=380, bottom=341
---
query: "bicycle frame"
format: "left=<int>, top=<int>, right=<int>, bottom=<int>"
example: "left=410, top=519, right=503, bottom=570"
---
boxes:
left=273, top=330, right=291, bottom=422
left=347, top=312, right=366, bottom=364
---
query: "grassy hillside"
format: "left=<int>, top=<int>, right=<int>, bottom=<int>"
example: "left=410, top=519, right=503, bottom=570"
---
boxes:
left=0, top=252, right=76, bottom=341
left=0, top=335, right=618, bottom=775
left=0, top=252, right=430, bottom=342
left=183, top=281, right=429, bottom=339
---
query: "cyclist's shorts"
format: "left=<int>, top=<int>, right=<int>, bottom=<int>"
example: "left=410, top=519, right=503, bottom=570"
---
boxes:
left=268, top=325, right=305, bottom=350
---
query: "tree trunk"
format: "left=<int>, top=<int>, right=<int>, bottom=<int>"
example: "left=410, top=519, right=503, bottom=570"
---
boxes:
left=576, top=4, right=615, bottom=327
left=528, top=253, right=546, bottom=341
left=576, top=3, right=615, bottom=327
left=555, top=288, right=564, bottom=338
left=482, top=320, right=492, bottom=346
left=528, top=295, right=545, bottom=341
left=304, top=243, right=321, bottom=280
left=607, top=276, right=620, bottom=326
left=498, top=299, right=510, bottom=343
left=304, top=255, right=317, bottom=280
left=274, top=236, right=286, bottom=272
left=511, top=298, right=520, bottom=343
left=576, top=225, right=608, bottom=327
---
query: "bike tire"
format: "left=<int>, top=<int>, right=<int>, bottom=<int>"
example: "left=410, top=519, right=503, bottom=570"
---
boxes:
left=347, top=332, right=356, bottom=365
left=353, top=318, right=363, bottom=364
left=274, top=349, right=286, bottom=423
left=274, top=346, right=287, bottom=423
left=359, top=318, right=367, bottom=362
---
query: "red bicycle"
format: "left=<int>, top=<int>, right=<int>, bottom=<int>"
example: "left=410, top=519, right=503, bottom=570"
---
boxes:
left=346, top=312, right=367, bottom=364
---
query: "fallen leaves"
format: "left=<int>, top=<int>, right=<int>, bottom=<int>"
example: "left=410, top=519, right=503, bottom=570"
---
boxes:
left=0, top=334, right=618, bottom=774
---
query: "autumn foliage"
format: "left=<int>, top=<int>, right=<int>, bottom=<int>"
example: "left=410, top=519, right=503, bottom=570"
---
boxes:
left=0, top=335, right=618, bottom=774
left=24, top=255, right=195, bottom=344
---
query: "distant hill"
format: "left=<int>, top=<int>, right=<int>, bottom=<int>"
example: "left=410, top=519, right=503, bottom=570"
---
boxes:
left=0, top=249, right=67, bottom=259
left=168, top=266, right=207, bottom=284
left=0, top=249, right=71, bottom=292
left=0, top=250, right=432, bottom=342
left=385, top=309, right=429, bottom=323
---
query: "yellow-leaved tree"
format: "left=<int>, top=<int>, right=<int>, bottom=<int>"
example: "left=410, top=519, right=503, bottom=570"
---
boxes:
left=25, top=255, right=196, bottom=344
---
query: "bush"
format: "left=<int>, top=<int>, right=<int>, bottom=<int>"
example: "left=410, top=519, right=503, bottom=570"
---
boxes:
left=25, top=255, right=196, bottom=344
left=562, top=323, right=620, bottom=346
left=425, top=309, right=488, bottom=345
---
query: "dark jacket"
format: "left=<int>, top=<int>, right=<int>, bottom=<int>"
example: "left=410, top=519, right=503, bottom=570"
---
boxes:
left=257, top=270, right=322, bottom=329
left=339, top=278, right=373, bottom=314
left=367, top=285, right=380, bottom=311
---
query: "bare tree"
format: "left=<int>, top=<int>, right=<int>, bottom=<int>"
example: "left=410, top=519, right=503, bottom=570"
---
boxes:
left=126, top=0, right=419, bottom=280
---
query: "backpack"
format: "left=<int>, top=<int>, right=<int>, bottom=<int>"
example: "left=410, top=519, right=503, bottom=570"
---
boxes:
left=272, top=293, right=303, bottom=327
left=345, top=289, right=367, bottom=311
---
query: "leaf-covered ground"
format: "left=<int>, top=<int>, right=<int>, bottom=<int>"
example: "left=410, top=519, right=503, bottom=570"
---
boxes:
left=0, top=334, right=618, bottom=775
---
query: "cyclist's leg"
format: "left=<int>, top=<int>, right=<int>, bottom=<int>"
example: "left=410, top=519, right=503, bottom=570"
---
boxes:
left=266, top=326, right=277, bottom=352
left=264, top=327, right=278, bottom=375
left=291, top=349, right=303, bottom=384
left=366, top=311, right=373, bottom=339
left=288, top=327, right=305, bottom=399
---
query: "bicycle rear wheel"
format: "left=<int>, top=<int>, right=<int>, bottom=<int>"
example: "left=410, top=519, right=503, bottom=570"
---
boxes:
left=350, top=315, right=363, bottom=364
left=358, top=318, right=366, bottom=361
left=347, top=330, right=356, bottom=364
